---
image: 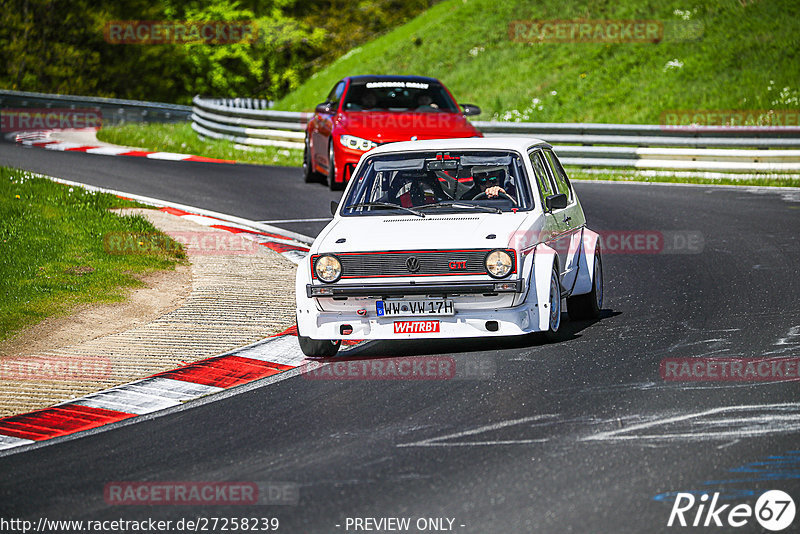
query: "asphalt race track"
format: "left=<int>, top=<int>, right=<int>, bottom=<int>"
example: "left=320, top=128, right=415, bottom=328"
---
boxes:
left=2, top=141, right=800, bottom=532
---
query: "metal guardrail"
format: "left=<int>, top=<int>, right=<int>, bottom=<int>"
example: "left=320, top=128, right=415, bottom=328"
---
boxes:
left=192, top=96, right=800, bottom=172
left=0, top=89, right=191, bottom=125
left=4, top=90, right=798, bottom=171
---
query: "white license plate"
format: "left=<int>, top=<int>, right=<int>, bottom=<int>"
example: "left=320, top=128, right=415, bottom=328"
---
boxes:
left=377, top=299, right=454, bottom=317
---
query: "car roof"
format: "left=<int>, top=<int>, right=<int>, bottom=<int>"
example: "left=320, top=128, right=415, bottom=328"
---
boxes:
left=367, top=137, right=552, bottom=156
left=344, top=75, right=443, bottom=85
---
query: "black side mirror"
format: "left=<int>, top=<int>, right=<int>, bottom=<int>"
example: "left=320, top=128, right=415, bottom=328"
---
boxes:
left=460, top=103, right=481, bottom=116
left=315, top=102, right=334, bottom=114
left=545, top=193, right=568, bottom=211
left=330, top=200, right=339, bottom=216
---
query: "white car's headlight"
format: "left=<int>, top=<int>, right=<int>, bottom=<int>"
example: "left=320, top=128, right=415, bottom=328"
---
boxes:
left=340, top=135, right=377, bottom=152
left=315, top=254, right=342, bottom=283
left=485, top=249, right=513, bottom=278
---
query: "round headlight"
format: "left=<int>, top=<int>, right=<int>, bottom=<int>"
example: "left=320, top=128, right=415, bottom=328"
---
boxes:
left=485, top=250, right=513, bottom=278
left=315, top=254, right=342, bottom=283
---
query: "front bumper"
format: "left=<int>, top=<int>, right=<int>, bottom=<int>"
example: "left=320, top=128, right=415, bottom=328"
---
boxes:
left=296, top=300, right=542, bottom=340
left=306, top=279, right=523, bottom=298
left=333, top=144, right=366, bottom=184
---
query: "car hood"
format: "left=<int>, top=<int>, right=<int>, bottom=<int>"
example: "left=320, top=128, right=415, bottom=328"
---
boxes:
left=313, top=213, right=530, bottom=253
left=336, top=111, right=481, bottom=142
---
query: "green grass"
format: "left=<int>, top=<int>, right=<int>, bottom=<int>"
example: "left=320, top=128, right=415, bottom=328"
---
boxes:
left=97, top=0, right=799, bottom=186
left=0, top=168, right=186, bottom=341
left=96, top=122, right=303, bottom=167
left=276, top=0, right=800, bottom=124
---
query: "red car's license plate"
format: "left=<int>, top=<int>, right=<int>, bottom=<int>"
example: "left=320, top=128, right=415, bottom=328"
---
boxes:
left=393, top=320, right=440, bottom=334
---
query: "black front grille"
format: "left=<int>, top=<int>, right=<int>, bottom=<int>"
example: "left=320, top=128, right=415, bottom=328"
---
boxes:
left=312, top=249, right=515, bottom=279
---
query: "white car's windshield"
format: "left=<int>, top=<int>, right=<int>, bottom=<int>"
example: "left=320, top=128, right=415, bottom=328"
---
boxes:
left=341, top=151, right=532, bottom=216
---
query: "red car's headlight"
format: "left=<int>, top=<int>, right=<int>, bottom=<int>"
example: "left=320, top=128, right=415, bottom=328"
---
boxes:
left=340, top=135, right=377, bottom=152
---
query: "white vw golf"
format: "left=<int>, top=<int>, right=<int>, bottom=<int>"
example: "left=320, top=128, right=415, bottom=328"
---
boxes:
left=295, top=138, right=603, bottom=357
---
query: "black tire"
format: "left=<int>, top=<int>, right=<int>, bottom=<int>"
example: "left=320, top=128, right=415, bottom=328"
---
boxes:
left=302, top=138, right=319, bottom=183
left=298, top=334, right=341, bottom=358
left=567, top=251, right=603, bottom=321
left=326, top=141, right=342, bottom=191
left=543, top=266, right=563, bottom=342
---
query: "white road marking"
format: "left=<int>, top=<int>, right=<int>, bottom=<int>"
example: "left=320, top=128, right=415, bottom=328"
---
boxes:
left=0, top=435, right=35, bottom=450
left=69, top=378, right=226, bottom=415
left=257, top=218, right=332, bottom=224
left=397, top=414, right=558, bottom=448
left=582, top=402, right=800, bottom=442
left=775, top=325, right=800, bottom=346
left=27, top=173, right=315, bottom=245
left=124, top=377, right=224, bottom=401
left=146, top=152, right=191, bottom=161
left=85, top=146, right=134, bottom=155
left=40, top=142, right=83, bottom=151
left=234, top=335, right=307, bottom=367
left=73, top=388, right=183, bottom=415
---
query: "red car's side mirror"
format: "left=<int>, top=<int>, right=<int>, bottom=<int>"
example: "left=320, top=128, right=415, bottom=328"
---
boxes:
left=315, top=102, right=334, bottom=114
left=460, top=103, right=481, bottom=116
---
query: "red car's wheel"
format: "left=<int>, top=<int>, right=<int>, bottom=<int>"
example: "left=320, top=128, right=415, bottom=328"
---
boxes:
left=303, top=137, right=321, bottom=183
left=326, top=140, right=343, bottom=191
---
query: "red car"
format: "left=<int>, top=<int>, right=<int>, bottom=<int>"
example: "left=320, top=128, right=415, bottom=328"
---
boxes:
left=303, top=75, right=483, bottom=190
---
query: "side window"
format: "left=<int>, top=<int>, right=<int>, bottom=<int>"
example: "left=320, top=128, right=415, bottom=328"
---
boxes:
left=326, top=81, right=346, bottom=106
left=543, top=149, right=573, bottom=201
left=528, top=150, right=554, bottom=201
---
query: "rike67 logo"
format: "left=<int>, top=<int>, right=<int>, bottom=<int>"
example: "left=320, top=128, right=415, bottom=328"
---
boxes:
left=668, top=490, right=795, bottom=531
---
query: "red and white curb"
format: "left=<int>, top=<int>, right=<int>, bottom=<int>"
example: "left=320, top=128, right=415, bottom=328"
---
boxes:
left=13, top=129, right=235, bottom=164
left=0, top=181, right=360, bottom=454
left=0, top=326, right=364, bottom=452
left=155, top=206, right=311, bottom=265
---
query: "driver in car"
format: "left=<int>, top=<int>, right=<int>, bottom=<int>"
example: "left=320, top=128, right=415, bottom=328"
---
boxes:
left=460, top=166, right=513, bottom=200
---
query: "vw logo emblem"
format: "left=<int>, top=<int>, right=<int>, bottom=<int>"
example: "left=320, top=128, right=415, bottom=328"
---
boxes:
left=405, top=256, right=421, bottom=273
left=410, top=136, right=418, bottom=141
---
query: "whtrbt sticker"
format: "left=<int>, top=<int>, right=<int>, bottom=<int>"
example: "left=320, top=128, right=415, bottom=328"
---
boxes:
left=393, top=321, right=440, bottom=334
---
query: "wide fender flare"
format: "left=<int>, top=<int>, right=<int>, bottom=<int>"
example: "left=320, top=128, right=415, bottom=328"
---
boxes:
left=524, top=243, right=559, bottom=331
left=572, top=228, right=600, bottom=296
left=295, top=257, right=316, bottom=336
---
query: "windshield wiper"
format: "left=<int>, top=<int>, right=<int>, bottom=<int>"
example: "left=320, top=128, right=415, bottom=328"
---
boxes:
left=345, top=201, right=425, bottom=217
left=416, top=201, right=502, bottom=214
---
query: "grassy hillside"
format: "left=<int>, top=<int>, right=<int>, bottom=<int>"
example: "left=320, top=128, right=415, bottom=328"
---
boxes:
left=276, top=0, right=800, bottom=124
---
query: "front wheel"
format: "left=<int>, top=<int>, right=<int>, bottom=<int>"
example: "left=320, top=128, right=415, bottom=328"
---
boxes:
left=543, top=266, right=562, bottom=342
left=298, top=334, right=341, bottom=358
left=567, top=251, right=603, bottom=320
